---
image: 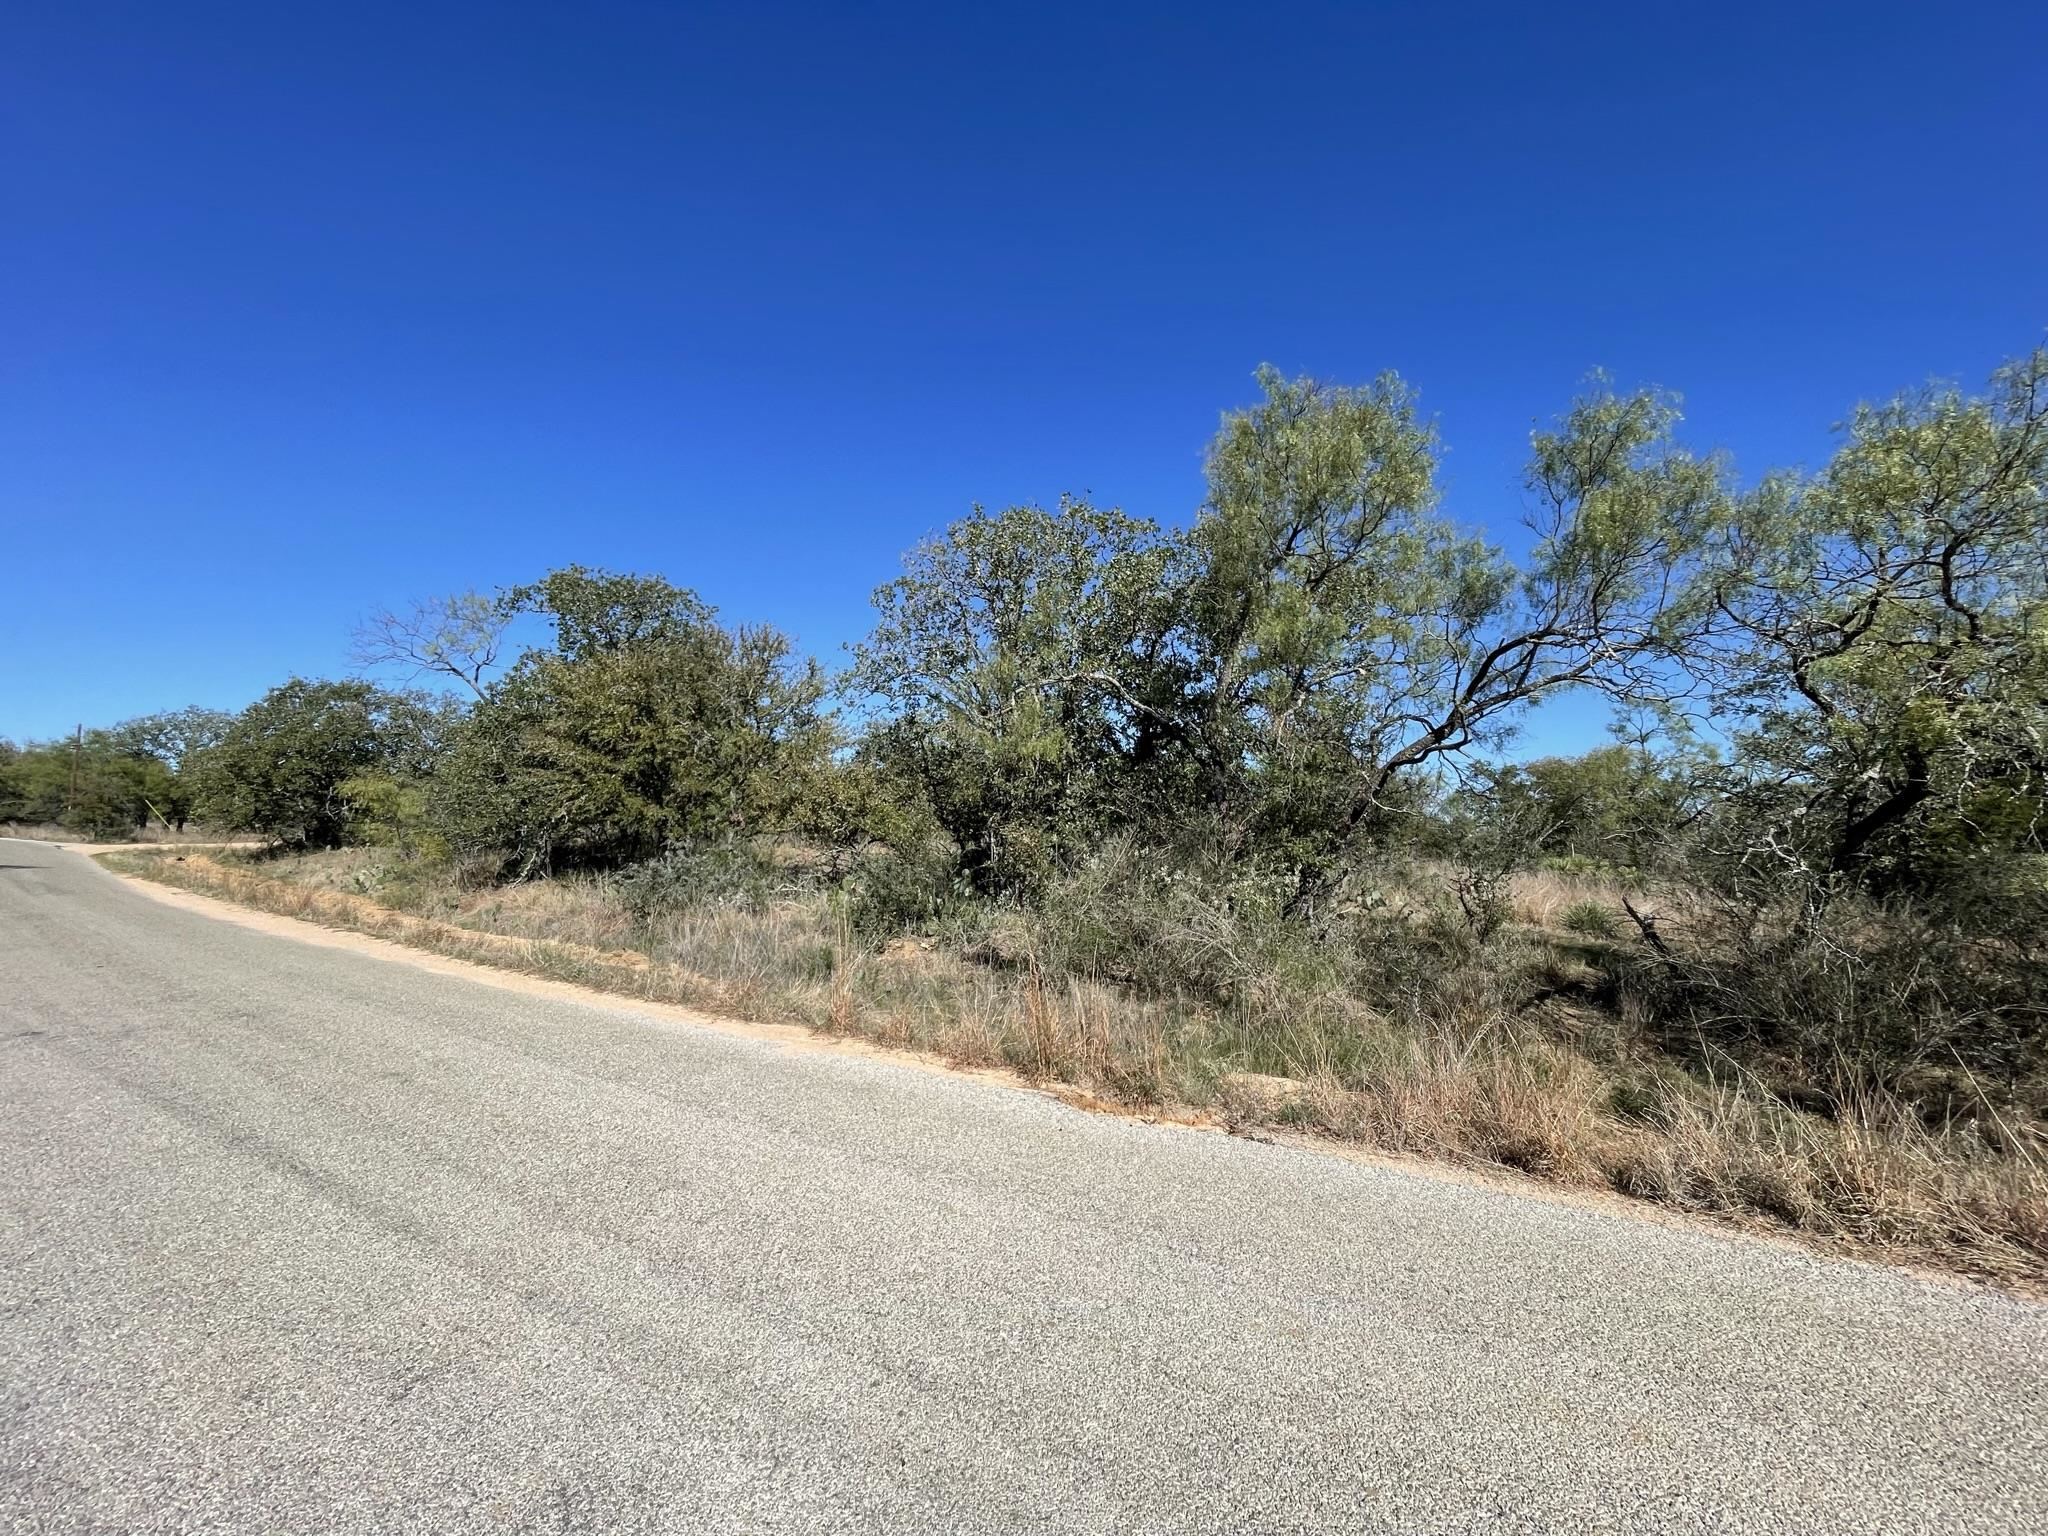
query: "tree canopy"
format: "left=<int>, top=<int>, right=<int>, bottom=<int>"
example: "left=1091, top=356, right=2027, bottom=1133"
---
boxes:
left=852, top=364, right=1730, bottom=901
left=431, top=568, right=831, bottom=871
left=1692, top=347, right=2048, bottom=920
left=190, top=679, right=454, bottom=847
left=31, top=344, right=2042, bottom=951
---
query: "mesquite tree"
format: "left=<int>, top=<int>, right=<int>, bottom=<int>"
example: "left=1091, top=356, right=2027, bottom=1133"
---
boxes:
left=1694, top=347, right=2048, bottom=922
left=854, top=365, right=1728, bottom=900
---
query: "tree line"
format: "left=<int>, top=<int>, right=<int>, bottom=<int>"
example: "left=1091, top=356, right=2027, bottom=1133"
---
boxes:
left=9, top=346, right=2044, bottom=1020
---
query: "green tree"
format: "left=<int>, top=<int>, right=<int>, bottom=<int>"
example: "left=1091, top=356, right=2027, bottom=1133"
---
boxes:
left=504, top=564, right=717, bottom=660
left=850, top=498, right=1184, bottom=891
left=1187, top=368, right=1723, bottom=907
left=1695, top=346, right=2048, bottom=921
left=106, top=706, right=237, bottom=828
left=108, top=706, right=236, bottom=772
left=0, top=737, right=74, bottom=827
left=0, top=730, right=190, bottom=839
left=853, top=367, right=1726, bottom=905
left=194, top=680, right=452, bottom=847
left=1459, top=744, right=1696, bottom=869
left=434, top=568, right=831, bottom=870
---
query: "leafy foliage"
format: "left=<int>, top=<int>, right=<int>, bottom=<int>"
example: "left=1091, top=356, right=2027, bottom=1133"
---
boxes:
left=1459, top=745, right=1694, bottom=869
left=433, top=568, right=832, bottom=871
left=0, top=729, right=188, bottom=838
left=851, top=497, right=1181, bottom=892
left=192, top=679, right=453, bottom=847
left=852, top=366, right=1725, bottom=906
left=1691, top=348, right=2048, bottom=925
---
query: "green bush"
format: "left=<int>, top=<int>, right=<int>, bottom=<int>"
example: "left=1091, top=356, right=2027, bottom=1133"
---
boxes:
left=339, top=774, right=445, bottom=859
left=193, top=679, right=452, bottom=848
left=1620, top=896, right=2048, bottom=1104
left=846, top=846, right=971, bottom=940
left=609, top=843, right=783, bottom=922
left=431, top=568, right=831, bottom=873
left=1560, top=900, right=1619, bottom=938
left=1023, top=839, right=1345, bottom=1003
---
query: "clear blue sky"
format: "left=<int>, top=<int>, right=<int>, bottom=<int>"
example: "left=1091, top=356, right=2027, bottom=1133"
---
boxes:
left=4, top=1, right=2044, bottom=748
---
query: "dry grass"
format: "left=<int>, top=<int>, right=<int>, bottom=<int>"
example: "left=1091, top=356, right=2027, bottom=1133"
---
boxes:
left=1507, top=866, right=1628, bottom=928
left=104, top=846, right=2048, bottom=1287
left=100, top=849, right=1178, bottom=1091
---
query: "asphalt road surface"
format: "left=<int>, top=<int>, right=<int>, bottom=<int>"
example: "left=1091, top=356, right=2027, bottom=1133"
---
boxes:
left=3, top=838, right=2044, bottom=1534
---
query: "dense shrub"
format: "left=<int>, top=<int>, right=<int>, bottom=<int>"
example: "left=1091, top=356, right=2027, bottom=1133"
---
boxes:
left=191, top=679, right=452, bottom=848
left=431, top=571, right=831, bottom=872
left=1021, top=840, right=1346, bottom=1003
left=609, top=843, right=786, bottom=922
left=845, top=844, right=971, bottom=941
left=1618, top=895, right=2048, bottom=1110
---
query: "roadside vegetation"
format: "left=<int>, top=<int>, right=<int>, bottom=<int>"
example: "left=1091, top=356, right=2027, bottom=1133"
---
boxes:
left=37, top=343, right=2048, bottom=1281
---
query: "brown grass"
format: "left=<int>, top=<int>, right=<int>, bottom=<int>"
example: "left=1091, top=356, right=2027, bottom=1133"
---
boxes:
left=103, top=846, right=2048, bottom=1287
left=1507, top=867, right=1616, bottom=926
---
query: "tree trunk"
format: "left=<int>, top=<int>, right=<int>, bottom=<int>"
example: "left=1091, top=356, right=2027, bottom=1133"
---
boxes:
left=1827, top=746, right=1932, bottom=881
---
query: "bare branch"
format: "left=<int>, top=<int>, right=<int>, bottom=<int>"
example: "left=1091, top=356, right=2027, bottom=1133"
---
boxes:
left=351, top=591, right=510, bottom=699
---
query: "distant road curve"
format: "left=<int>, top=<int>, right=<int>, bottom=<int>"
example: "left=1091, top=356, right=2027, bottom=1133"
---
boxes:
left=3, top=837, right=2044, bottom=1534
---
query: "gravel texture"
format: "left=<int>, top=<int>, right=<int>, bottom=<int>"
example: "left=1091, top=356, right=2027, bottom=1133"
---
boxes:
left=2, top=837, right=2044, bottom=1533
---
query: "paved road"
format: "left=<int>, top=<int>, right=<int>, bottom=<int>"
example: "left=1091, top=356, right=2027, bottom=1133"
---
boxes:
left=2, top=839, right=2044, bottom=1534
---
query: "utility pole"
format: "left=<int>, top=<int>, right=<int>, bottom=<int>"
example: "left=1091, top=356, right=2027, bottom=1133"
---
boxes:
left=66, top=723, right=82, bottom=820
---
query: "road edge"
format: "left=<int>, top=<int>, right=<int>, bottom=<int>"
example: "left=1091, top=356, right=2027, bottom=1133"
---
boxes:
left=74, top=842, right=2040, bottom=1304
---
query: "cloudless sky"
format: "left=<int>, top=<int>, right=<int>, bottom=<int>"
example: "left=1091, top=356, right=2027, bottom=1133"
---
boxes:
left=4, top=1, right=2045, bottom=747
